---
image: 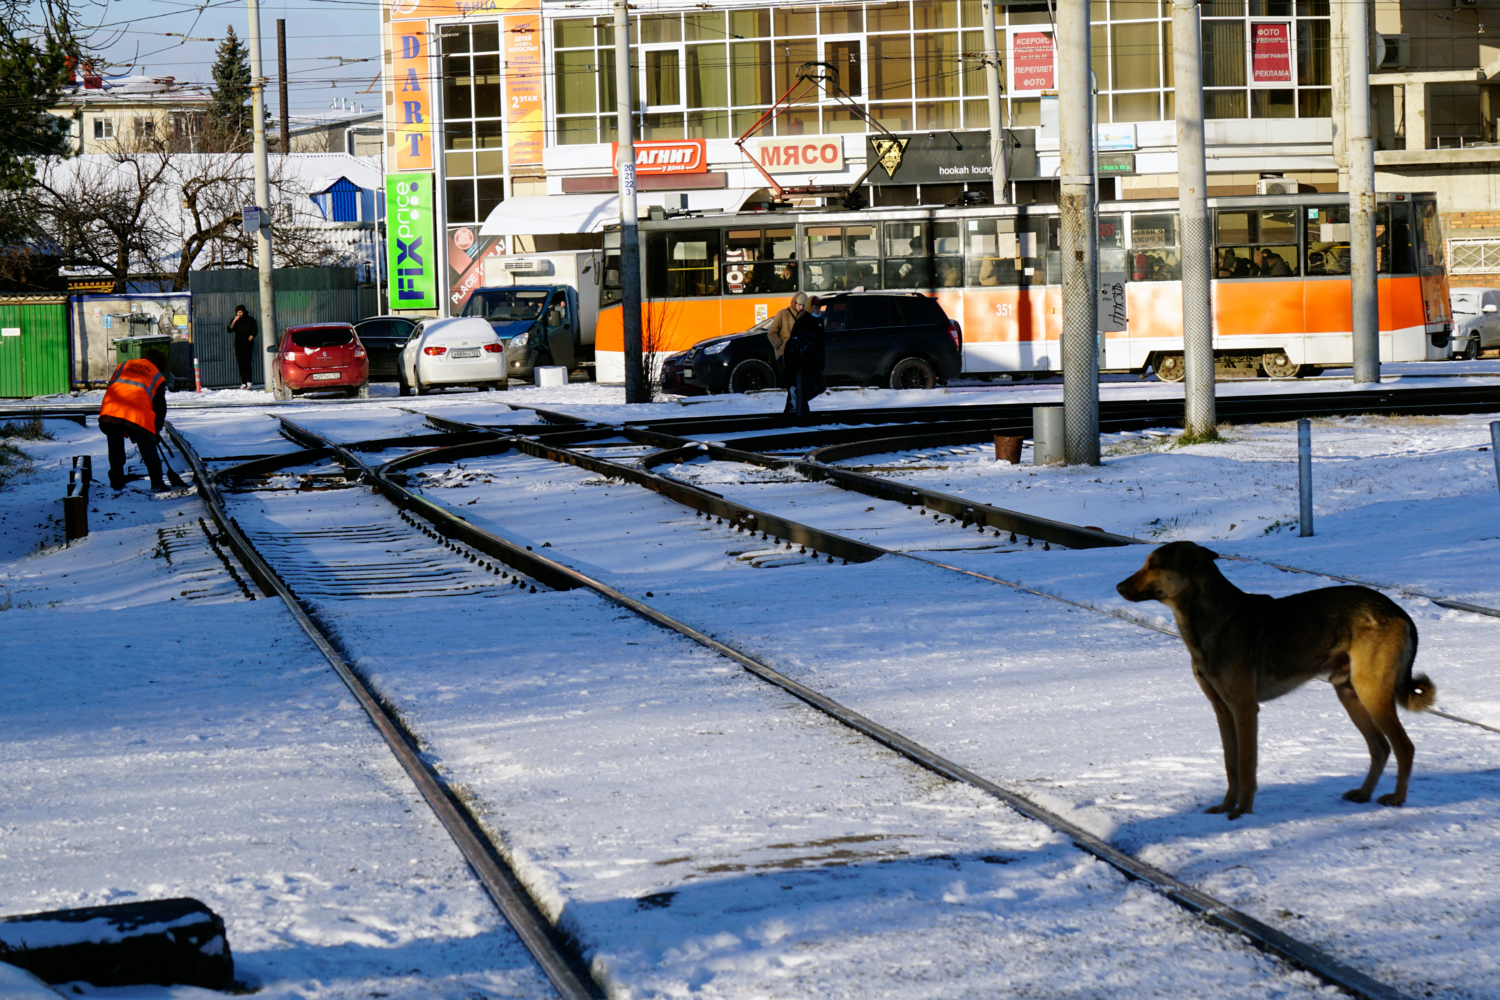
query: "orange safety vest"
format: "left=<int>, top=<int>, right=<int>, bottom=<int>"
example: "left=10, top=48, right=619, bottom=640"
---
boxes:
left=100, top=359, right=166, bottom=432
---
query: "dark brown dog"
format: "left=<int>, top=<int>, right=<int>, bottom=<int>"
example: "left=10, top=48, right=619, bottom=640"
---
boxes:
left=1116, top=541, right=1436, bottom=818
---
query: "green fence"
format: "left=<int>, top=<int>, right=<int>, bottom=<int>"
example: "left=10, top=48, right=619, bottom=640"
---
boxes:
left=0, top=298, right=70, bottom=398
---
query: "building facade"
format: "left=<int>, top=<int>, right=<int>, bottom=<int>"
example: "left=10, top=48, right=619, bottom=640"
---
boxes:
left=380, top=0, right=1500, bottom=314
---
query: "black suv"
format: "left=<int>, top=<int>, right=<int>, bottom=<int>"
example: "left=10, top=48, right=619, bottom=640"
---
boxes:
left=669, top=292, right=962, bottom=395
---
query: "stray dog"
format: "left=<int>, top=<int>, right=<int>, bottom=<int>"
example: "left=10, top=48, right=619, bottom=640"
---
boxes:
left=1116, top=541, right=1436, bottom=818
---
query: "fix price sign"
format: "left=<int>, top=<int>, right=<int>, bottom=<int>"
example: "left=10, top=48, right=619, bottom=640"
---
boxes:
left=1251, top=22, right=1292, bottom=86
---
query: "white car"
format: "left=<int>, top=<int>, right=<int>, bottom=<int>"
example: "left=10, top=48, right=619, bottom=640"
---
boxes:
left=1449, top=288, right=1500, bottom=360
left=398, top=317, right=507, bottom=395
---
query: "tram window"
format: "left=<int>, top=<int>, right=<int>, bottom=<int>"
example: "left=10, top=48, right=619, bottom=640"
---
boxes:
left=1385, top=204, right=1413, bottom=273
left=802, top=225, right=881, bottom=292
left=1098, top=215, right=1124, bottom=249
left=965, top=218, right=1043, bottom=287
left=884, top=222, right=931, bottom=289
left=601, top=230, right=622, bottom=306
left=1216, top=212, right=1253, bottom=246
left=645, top=229, right=721, bottom=297
left=1127, top=213, right=1179, bottom=281
left=1415, top=200, right=1442, bottom=268
left=1216, top=209, right=1300, bottom=278
left=724, top=228, right=786, bottom=295
left=767, top=227, right=797, bottom=260
left=885, top=222, right=927, bottom=257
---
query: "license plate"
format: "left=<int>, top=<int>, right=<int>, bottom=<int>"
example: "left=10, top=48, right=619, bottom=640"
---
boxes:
left=450, top=348, right=480, bottom=359
left=311, top=372, right=340, bottom=380
left=683, top=367, right=693, bottom=378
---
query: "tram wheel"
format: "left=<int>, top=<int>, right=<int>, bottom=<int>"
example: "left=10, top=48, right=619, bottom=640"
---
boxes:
left=1154, top=353, right=1187, bottom=382
left=1262, top=351, right=1299, bottom=378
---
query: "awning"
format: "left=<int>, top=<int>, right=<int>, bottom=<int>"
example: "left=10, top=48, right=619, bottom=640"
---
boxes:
left=477, top=188, right=766, bottom=238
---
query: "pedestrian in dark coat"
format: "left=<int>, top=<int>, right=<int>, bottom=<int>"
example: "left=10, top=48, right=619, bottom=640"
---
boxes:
left=229, top=305, right=258, bottom=388
left=783, top=296, right=826, bottom=424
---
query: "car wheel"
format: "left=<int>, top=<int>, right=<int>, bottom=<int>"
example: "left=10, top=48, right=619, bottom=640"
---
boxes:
left=356, top=383, right=370, bottom=399
left=398, top=371, right=411, bottom=397
left=1464, top=338, right=1482, bottom=361
left=728, top=358, right=777, bottom=394
left=415, top=379, right=430, bottom=396
left=1153, top=353, right=1187, bottom=383
left=273, top=379, right=293, bottom=401
left=888, top=356, right=937, bottom=391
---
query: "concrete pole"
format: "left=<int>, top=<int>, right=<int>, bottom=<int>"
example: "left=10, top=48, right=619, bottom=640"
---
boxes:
left=981, top=1, right=1008, bottom=205
left=614, top=0, right=645, bottom=403
left=1348, top=0, right=1380, bottom=384
left=276, top=18, right=289, bottom=153
left=248, top=0, right=278, bottom=393
left=1058, top=0, right=1099, bottom=465
left=1173, top=0, right=1215, bottom=436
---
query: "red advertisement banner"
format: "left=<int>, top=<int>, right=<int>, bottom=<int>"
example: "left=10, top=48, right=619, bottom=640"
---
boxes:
left=610, top=139, right=708, bottom=175
left=1010, top=32, right=1055, bottom=93
left=1251, top=22, right=1292, bottom=85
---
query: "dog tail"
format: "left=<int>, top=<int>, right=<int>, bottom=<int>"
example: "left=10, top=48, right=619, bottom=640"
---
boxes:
left=1393, top=618, right=1437, bottom=712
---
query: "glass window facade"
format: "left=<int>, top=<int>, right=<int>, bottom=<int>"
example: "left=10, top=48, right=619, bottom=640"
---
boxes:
left=439, top=23, right=506, bottom=226
left=549, top=0, right=1329, bottom=145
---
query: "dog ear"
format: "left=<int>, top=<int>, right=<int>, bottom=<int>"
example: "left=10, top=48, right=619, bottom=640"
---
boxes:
left=1198, top=546, right=1221, bottom=561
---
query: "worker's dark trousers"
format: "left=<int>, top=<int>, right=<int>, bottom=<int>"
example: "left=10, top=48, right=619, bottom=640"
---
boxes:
left=100, top=415, right=165, bottom=489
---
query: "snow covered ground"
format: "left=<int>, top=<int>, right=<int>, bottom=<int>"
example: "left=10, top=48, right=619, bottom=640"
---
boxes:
left=4, top=370, right=1500, bottom=998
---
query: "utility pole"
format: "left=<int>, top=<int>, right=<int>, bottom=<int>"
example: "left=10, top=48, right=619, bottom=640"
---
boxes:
left=615, top=0, right=645, bottom=403
left=981, top=0, right=1008, bottom=205
left=248, top=0, right=278, bottom=393
left=277, top=18, right=290, bottom=154
left=1348, top=0, right=1380, bottom=384
left=1058, top=0, right=1098, bottom=465
left=1173, top=0, right=1215, bottom=436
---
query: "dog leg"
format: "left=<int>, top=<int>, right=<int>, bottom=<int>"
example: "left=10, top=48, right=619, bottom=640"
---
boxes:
left=1359, top=690, right=1416, bottom=807
left=1194, top=670, right=1240, bottom=814
left=1228, top=699, right=1259, bottom=819
left=1334, top=680, right=1390, bottom=803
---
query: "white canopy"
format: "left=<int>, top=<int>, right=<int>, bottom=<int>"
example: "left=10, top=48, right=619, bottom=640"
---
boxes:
left=477, top=189, right=766, bottom=238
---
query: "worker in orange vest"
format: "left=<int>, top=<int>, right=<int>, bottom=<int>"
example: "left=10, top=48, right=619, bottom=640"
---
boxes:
left=99, top=349, right=169, bottom=491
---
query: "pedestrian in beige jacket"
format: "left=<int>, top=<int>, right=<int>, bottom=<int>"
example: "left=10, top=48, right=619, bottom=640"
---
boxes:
left=766, top=292, right=807, bottom=359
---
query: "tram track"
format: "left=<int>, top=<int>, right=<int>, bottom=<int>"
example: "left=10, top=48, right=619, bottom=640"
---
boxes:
left=153, top=387, right=1500, bottom=998
left=187, top=414, right=1446, bottom=1000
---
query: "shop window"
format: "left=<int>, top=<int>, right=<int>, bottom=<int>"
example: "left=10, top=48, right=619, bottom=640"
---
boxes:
left=870, top=34, right=913, bottom=101
left=774, top=39, right=819, bottom=104
left=774, top=8, right=817, bottom=37
left=476, top=178, right=504, bottom=222
left=472, top=53, right=501, bottom=119
left=642, top=113, right=685, bottom=139
left=868, top=3, right=911, bottom=32
left=471, top=22, right=499, bottom=52
left=556, top=52, right=596, bottom=115
left=1205, top=90, right=1247, bottom=119
left=914, top=32, right=960, bottom=99
left=440, top=24, right=469, bottom=53
left=1251, top=89, right=1295, bottom=119
left=684, top=11, right=726, bottom=42
left=1297, top=19, right=1329, bottom=86
left=1113, top=92, right=1159, bottom=122
left=447, top=179, right=476, bottom=225
left=1111, top=22, right=1159, bottom=90
left=823, top=8, right=863, bottom=33
left=729, top=9, right=770, bottom=38
left=640, top=14, right=681, bottom=44
left=1203, top=21, right=1246, bottom=87
left=825, top=40, right=862, bottom=97
left=554, top=18, right=593, bottom=49
left=912, top=0, right=960, bottom=31
left=645, top=50, right=681, bottom=107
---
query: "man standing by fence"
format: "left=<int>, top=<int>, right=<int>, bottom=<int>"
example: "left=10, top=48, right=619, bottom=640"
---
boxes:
left=98, top=348, right=169, bottom=491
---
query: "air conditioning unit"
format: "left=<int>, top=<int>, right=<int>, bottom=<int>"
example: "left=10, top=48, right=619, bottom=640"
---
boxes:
left=1256, top=177, right=1299, bottom=196
left=1376, top=33, right=1410, bottom=69
left=1454, top=0, right=1479, bottom=9
left=503, top=259, right=550, bottom=273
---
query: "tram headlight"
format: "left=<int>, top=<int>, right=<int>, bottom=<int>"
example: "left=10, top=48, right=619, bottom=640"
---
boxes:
left=702, top=340, right=729, bottom=355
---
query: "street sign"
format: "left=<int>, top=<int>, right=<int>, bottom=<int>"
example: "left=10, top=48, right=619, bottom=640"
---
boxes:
left=242, top=205, right=261, bottom=234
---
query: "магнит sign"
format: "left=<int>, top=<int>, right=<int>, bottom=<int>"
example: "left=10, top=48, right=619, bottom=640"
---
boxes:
left=611, top=139, right=707, bottom=175
left=387, top=174, right=437, bottom=310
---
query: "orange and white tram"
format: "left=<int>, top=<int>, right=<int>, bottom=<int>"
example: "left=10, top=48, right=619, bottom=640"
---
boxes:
left=594, top=191, right=1451, bottom=382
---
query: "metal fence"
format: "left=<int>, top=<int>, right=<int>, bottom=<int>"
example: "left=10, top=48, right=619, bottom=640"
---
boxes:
left=188, top=268, right=361, bottom=387
left=0, top=298, right=70, bottom=398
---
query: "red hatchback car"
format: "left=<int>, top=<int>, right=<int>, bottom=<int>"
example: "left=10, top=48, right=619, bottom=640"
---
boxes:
left=270, top=323, right=370, bottom=399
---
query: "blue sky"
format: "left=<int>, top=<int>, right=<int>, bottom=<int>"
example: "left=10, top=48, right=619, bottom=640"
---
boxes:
left=58, top=0, right=384, bottom=117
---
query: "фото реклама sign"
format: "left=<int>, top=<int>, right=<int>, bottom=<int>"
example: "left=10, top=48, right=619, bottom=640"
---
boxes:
left=1251, top=22, right=1292, bottom=85
left=387, top=174, right=436, bottom=309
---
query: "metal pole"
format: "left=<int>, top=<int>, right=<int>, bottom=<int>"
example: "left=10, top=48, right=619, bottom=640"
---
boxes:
left=1348, top=0, right=1380, bottom=384
left=981, top=0, right=1008, bottom=205
left=1059, top=0, right=1099, bottom=465
left=276, top=18, right=289, bottom=154
left=1298, top=418, right=1313, bottom=536
left=1173, top=0, right=1216, bottom=436
left=248, top=0, right=278, bottom=393
left=1491, top=421, right=1500, bottom=498
left=614, top=1, right=646, bottom=403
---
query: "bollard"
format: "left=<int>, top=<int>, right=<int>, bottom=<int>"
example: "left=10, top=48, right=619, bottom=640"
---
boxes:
left=1298, top=418, right=1313, bottom=537
left=994, top=434, right=1023, bottom=464
left=63, top=455, right=91, bottom=541
left=193, top=356, right=202, bottom=393
left=1032, top=407, right=1065, bottom=465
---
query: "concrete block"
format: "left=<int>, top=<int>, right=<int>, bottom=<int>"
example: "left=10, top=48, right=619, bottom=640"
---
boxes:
left=535, top=365, right=568, bottom=388
left=0, top=897, right=233, bottom=989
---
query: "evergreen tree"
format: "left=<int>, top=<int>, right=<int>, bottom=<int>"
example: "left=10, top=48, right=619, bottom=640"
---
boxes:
left=207, top=25, right=252, bottom=147
left=0, top=19, right=77, bottom=192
